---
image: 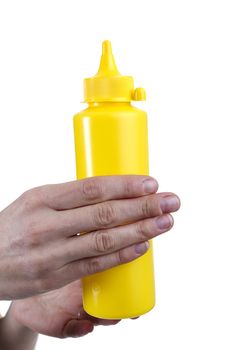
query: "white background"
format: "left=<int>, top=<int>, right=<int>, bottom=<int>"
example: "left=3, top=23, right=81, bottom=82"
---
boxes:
left=0, top=0, right=233, bottom=349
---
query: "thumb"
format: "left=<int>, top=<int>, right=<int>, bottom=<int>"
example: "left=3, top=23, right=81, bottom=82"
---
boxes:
left=62, top=319, right=94, bottom=338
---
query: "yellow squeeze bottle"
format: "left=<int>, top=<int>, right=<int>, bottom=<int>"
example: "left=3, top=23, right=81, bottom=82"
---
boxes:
left=73, top=40, right=155, bottom=319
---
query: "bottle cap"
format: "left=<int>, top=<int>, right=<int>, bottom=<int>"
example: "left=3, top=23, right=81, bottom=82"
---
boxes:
left=83, top=40, right=146, bottom=102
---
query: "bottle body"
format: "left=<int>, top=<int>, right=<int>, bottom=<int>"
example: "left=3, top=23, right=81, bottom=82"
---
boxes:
left=73, top=102, right=155, bottom=319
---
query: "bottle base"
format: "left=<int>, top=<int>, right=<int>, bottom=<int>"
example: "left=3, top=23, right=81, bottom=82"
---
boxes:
left=83, top=302, right=156, bottom=320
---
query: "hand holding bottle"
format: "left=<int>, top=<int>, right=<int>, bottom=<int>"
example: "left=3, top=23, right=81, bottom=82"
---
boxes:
left=0, top=175, right=180, bottom=300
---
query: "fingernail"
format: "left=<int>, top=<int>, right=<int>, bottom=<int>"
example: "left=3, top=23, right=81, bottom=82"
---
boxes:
left=135, top=241, right=150, bottom=255
left=160, top=195, right=180, bottom=213
left=143, top=179, right=157, bottom=193
left=156, top=214, right=173, bottom=230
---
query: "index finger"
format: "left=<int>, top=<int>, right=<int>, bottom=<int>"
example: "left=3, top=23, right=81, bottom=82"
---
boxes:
left=40, top=175, right=158, bottom=210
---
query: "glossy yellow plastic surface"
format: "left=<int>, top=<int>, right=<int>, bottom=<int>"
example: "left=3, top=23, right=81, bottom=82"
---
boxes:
left=73, top=41, right=155, bottom=319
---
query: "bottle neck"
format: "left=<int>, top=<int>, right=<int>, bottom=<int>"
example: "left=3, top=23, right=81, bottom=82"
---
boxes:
left=87, top=101, right=131, bottom=107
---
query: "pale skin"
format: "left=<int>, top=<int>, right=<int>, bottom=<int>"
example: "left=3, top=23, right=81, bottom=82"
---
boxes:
left=0, top=175, right=180, bottom=349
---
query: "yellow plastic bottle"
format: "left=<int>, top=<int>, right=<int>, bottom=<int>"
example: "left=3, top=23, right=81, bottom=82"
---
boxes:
left=73, top=40, right=155, bottom=319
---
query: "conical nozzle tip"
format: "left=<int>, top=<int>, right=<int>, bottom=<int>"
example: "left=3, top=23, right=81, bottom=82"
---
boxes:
left=96, top=40, right=120, bottom=77
left=102, top=40, right=112, bottom=55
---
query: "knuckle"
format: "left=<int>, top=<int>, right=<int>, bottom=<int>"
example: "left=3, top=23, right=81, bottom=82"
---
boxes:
left=93, top=202, right=116, bottom=227
left=81, top=178, right=104, bottom=201
left=117, top=249, right=129, bottom=265
left=86, top=259, right=102, bottom=275
left=136, top=220, right=150, bottom=239
left=20, top=191, right=35, bottom=212
left=141, top=197, right=153, bottom=218
left=93, top=230, right=115, bottom=253
left=20, top=187, right=43, bottom=211
left=124, top=178, right=135, bottom=196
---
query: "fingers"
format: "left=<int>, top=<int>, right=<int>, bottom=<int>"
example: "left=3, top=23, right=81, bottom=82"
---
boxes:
left=62, top=316, right=120, bottom=338
left=56, top=241, right=151, bottom=286
left=62, top=319, right=94, bottom=338
left=55, top=192, right=180, bottom=238
left=24, top=240, right=151, bottom=295
left=53, top=214, right=174, bottom=265
left=13, top=191, right=180, bottom=297
left=39, top=175, right=158, bottom=210
left=75, top=307, right=121, bottom=326
left=92, top=319, right=121, bottom=326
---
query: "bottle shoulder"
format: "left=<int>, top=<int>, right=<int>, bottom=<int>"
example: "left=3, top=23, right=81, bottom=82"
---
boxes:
left=73, top=104, right=147, bottom=119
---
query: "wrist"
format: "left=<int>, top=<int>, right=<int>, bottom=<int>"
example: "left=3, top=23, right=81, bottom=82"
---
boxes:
left=0, top=303, right=38, bottom=350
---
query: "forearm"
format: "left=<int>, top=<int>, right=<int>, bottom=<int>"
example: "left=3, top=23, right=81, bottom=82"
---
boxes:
left=0, top=305, right=38, bottom=350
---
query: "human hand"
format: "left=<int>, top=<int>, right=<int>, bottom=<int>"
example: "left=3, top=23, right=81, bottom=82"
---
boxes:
left=0, top=175, right=180, bottom=300
left=9, top=279, right=120, bottom=338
